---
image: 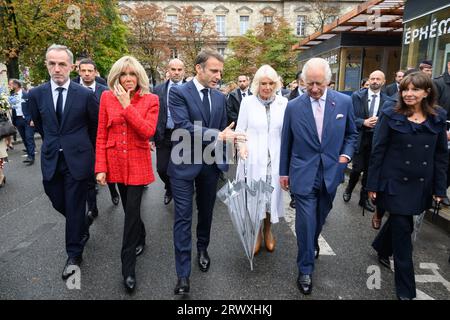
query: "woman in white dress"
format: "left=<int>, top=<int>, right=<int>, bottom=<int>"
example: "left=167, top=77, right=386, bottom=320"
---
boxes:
left=235, top=65, right=288, bottom=254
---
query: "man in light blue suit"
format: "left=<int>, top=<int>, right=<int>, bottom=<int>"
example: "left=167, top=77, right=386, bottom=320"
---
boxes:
left=280, top=58, right=358, bottom=295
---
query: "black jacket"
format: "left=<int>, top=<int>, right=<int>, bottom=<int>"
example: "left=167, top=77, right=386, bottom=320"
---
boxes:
left=367, top=106, right=448, bottom=215
left=385, top=82, right=399, bottom=97
left=351, top=88, right=392, bottom=152
left=226, top=88, right=252, bottom=125
left=72, top=75, right=107, bottom=86
left=434, top=72, right=450, bottom=119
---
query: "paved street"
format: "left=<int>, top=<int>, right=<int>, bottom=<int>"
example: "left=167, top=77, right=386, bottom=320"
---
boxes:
left=0, top=140, right=449, bottom=300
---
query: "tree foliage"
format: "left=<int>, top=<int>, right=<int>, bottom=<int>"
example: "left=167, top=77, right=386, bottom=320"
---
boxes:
left=0, top=0, right=128, bottom=84
left=122, top=3, right=171, bottom=85
left=224, top=17, right=298, bottom=85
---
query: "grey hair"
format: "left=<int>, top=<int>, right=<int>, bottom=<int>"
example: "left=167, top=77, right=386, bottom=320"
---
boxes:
left=46, top=44, right=74, bottom=64
left=301, top=58, right=332, bottom=84
left=250, top=65, right=282, bottom=95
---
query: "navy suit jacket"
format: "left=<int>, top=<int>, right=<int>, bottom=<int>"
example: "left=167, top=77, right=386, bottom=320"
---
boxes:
left=280, top=90, right=358, bottom=195
left=28, top=81, right=98, bottom=181
left=352, top=88, right=393, bottom=152
left=167, top=80, right=228, bottom=180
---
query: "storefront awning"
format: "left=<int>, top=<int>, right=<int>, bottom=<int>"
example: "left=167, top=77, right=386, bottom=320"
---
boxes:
left=295, top=0, right=405, bottom=51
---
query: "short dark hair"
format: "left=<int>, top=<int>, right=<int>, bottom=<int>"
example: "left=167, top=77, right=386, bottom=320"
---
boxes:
left=360, top=78, right=368, bottom=87
left=9, top=79, right=22, bottom=88
left=195, top=49, right=224, bottom=68
left=78, top=58, right=97, bottom=70
left=396, top=71, right=437, bottom=117
left=403, top=68, right=419, bottom=77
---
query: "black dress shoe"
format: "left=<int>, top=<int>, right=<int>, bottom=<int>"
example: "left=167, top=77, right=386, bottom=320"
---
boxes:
left=397, top=296, right=412, bottom=300
left=174, top=277, right=190, bottom=295
left=297, top=274, right=312, bottom=295
left=81, top=231, right=90, bottom=246
left=359, top=199, right=375, bottom=212
left=164, top=191, right=173, bottom=205
left=136, top=243, right=145, bottom=257
left=343, top=191, right=351, bottom=202
left=198, top=250, right=210, bottom=272
left=378, top=255, right=391, bottom=269
left=124, top=276, right=136, bottom=293
left=86, top=210, right=98, bottom=226
left=111, top=195, right=120, bottom=206
left=62, top=256, right=82, bottom=280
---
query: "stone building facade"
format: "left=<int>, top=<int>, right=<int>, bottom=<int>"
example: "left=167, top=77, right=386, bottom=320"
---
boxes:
left=119, top=0, right=365, bottom=56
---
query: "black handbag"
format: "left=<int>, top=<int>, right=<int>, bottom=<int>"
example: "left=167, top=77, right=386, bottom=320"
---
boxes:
left=0, top=112, right=17, bottom=139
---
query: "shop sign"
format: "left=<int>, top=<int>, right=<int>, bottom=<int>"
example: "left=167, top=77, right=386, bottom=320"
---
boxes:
left=404, top=16, right=450, bottom=45
left=322, top=54, right=339, bottom=65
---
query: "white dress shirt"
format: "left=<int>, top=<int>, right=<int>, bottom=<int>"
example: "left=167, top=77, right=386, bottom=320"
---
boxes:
left=193, top=77, right=212, bottom=111
left=367, top=89, right=381, bottom=117
left=50, top=79, right=70, bottom=112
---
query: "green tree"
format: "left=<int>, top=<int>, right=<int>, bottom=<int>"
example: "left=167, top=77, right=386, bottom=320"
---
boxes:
left=0, top=0, right=128, bottom=84
left=224, top=17, right=298, bottom=85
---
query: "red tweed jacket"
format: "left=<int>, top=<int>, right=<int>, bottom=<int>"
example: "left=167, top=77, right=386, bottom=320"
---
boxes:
left=95, top=89, right=159, bottom=186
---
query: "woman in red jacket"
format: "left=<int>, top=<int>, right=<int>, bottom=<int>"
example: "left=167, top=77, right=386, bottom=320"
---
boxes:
left=95, top=56, right=159, bottom=293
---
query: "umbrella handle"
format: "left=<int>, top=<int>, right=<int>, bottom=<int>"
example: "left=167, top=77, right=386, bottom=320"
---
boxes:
left=237, top=158, right=248, bottom=181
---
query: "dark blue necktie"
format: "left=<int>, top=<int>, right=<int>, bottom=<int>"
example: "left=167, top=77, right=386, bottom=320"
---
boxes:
left=201, top=88, right=211, bottom=121
left=56, top=87, right=64, bottom=125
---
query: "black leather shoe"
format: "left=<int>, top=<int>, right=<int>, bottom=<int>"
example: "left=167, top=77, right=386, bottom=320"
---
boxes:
left=297, top=274, right=312, bottom=295
left=164, top=191, right=173, bottom=205
left=441, top=197, right=450, bottom=206
left=111, top=195, right=120, bottom=206
left=397, top=296, right=412, bottom=300
left=378, top=255, right=391, bottom=269
left=174, top=277, right=190, bottom=295
left=23, top=158, right=34, bottom=165
left=359, top=199, right=375, bottom=212
left=315, top=245, right=320, bottom=259
left=86, top=210, right=98, bottom=226
left=124, top=276, right=136, bottom=293
left=136, top=243, right=145, bottom=257
left=198, top=250, right=210, bottom=272
left=62, top=256, right=82, bottom=280
left=343, top=191, right=351, bottom=202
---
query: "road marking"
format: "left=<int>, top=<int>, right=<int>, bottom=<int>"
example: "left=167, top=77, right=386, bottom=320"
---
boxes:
left=415, top=263, right=450, bottom=292
left=415, top=289, right=435, bottom=300
left=283, top=192, right=336, bottom=256
left=0, top=194, right=46, bottom=220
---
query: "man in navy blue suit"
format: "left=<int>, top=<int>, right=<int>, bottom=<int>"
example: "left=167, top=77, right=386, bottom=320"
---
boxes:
left=27, top=44, right=98, bottom=280
left=73, top=58, right=118, bottom=223
left=280, top=58, right=358, bottom=295
left=168, top=49, right=242, bottom=295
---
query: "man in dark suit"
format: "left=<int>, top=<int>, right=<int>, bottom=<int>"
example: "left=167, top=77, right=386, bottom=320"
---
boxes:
left=72, top=55, right=107, bottom=86
left=342, top=70, right=391, bottom=213
left=280, top=58, right=358, bottom=295
left=152, top=58, right=185, bottom=206
left=27, top=44, right=98, bottom=280
left=168, top=49, right=243, bottom=295
left=288, top=71, right=306, bottom=101
left=8, top=79, right=36, bottom=165
left=74, top=58, right=116, bottom=223
left=385, top=70, right=404, bottom=97
left=226, top=75, right=252, bottom=125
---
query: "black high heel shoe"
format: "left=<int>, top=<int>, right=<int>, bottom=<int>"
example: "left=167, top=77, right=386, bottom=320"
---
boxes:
left=0, top=176, right=6, bottom=188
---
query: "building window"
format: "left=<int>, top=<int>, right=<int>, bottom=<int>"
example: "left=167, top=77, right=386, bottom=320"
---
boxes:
left=217, top=48, right=225, bottom=56
left=166, top=14, right=177, bottom=32
left=170, top=48, right=178, bottom=59
left=325, top=15, right=338, bottom=25
left=263, top=15, right=273, bottom=24
left=194, top=16, right=202, bottom=33
left=216, top=15, right=226, bottom=36
left=296, top=15, right=306, bottom=36
left=240, top=16, right=249, bottom=35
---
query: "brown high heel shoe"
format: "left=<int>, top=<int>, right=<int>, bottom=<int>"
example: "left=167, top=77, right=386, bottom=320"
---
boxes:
left=254, top=227, right=263, bottom=255
left=371, top=211, right=382, bottom=230
left=264, top=214, right=276, bottom=252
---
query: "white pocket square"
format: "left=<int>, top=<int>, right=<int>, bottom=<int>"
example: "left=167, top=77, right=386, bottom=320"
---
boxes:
left=336, top=114, right=344, bottom=119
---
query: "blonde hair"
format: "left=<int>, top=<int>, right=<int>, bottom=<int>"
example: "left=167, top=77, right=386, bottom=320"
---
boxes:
left=250, top=65, right=282, bottom=95
left=107, top=56, right=150, bottom=96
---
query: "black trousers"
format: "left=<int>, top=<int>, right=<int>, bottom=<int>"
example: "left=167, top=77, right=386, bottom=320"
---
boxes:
left=156, top=129, right=173, bottom=194
left=116, top=184, right=146, bottom=277
left=43, top=153, right=88, bottom=258
left=372, top=213, right=416, bottom=299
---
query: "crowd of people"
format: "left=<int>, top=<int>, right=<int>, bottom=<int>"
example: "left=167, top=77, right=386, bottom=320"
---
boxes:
left=0, top=43, right=449, bottom=300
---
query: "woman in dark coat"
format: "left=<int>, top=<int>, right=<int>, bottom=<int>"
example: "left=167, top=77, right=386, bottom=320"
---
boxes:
left=366, top=72, right=448, bottom=300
